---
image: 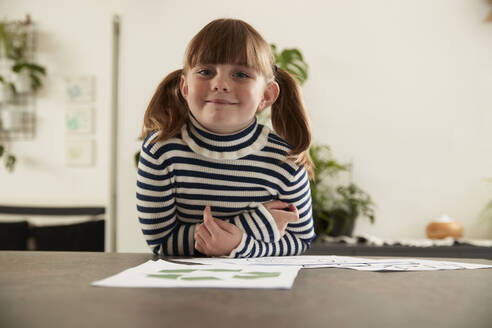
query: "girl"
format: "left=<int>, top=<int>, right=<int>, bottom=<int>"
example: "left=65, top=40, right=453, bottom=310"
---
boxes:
left=137, top=18, right=315, bottom=257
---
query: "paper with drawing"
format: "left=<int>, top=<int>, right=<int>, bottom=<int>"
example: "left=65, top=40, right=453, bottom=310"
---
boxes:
left=92, top=260, right=301, bottom=289
left=173, top=255, right=492, bottom=272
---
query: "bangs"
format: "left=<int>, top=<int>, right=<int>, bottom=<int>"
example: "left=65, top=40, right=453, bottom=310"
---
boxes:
left=184, top=19, right=273, bottom=77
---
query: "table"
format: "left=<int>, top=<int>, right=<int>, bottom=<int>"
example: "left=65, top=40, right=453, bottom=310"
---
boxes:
left=1, top=252, right=491, bottom=328
left=306, top=242, right=492, bottom=259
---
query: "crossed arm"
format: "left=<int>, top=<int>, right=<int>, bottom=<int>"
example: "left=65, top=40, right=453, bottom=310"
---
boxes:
left=137, top=141, right=314, bottom=257
left=194, top=201, right=299, bottom=257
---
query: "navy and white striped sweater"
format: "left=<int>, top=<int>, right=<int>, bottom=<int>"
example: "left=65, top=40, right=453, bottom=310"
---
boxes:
left=136, top=114, right=315, bottom=257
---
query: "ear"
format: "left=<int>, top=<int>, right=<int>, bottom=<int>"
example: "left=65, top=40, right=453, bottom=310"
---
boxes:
left=258, top=81, right=279, bottom=113
left=180, top=75, right=188, bottom=98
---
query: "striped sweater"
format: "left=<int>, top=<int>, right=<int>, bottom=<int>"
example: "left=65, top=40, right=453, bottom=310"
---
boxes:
left=136, top=114, right=315, bottom=257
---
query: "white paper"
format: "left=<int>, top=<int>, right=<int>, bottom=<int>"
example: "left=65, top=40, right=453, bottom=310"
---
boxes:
left=173, top=256, right=492, bottom=272
left=350, top=258, right=492, bottom=272
left=92, top=260, right=301, bottom=289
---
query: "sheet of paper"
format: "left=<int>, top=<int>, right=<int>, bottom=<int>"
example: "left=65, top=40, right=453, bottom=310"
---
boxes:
left=92, top=260, right=301, bottom=289
left=347, top=258, right=492, bottom=272
left=173, top=255, right=372, bottom=267
left=173, top=256, right=492, bottom=272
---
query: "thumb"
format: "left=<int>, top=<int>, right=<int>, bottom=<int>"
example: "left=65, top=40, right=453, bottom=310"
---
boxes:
left=203, top=206, right=219, bottom=232
left=203, top=205, right=212, bottom=222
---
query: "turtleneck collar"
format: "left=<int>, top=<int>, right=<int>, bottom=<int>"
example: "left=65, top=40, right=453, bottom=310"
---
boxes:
left=181, top=113, right=270, bottom=160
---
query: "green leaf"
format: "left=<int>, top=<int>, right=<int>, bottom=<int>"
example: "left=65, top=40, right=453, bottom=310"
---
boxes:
left=27, top=63, right=46, bottom=75
left=5, top=154, right=16, bottom=172
left=8, top=82, right=16, bottom=94
left=30, top=73, right=41, bottom=90
left=270, top=44, right=309, bottom=85
left=12, top=63, right=26, bottom=73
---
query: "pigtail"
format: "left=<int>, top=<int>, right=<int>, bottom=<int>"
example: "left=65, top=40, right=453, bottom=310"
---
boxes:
left=142, top=69, right=189, bottom=142
left=271, top=67, right=314, bottom=179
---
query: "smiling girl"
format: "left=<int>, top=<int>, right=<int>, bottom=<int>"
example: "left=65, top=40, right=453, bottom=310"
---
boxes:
left=137, top=18, right=315, bottom=257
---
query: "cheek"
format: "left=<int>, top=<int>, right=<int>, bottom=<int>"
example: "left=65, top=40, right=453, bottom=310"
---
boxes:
left=241, top=84, right=262, bottom=102
left=187, top=82, right=205, bottom=102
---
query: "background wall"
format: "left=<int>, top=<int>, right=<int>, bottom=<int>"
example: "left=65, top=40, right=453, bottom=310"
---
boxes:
left=1, top=0, right=491, bottom=252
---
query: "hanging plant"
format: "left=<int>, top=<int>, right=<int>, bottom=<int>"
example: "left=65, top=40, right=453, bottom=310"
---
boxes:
left=0, top=15, right=47, bottom=172
left=0, top=16, right=47, bottom=95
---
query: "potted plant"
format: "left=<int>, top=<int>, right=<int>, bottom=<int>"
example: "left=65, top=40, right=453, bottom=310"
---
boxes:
left=309, top=144, right=375, bottom=237
left=0, top=15, right=47, bottom=172
left=0, top=15, right=46, bottom=95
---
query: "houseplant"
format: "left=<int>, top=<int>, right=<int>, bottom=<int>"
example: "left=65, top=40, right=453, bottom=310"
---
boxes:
left=0, top=15, right=46, bottom=95
left=309, top=144, right=375, bottom=237
left=0, top=15, right=47, bottom=172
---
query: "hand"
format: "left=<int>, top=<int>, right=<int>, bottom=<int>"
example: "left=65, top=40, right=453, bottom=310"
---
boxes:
left=263, top=200, right=299, bottom=238
left=194, top=206, right=243, bottom=257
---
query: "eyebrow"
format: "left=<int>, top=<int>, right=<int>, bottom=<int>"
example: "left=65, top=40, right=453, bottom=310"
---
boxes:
left=196, top=63, right=255, bottom=71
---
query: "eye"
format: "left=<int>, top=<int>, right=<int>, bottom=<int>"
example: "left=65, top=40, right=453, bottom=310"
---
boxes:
left=234, top=71, right=250, bottom=79
left=197, top=69, right=213, bottom=77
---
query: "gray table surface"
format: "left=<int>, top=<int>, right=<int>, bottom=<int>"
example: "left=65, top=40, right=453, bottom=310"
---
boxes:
left=1, top=251, right=491, bottom=328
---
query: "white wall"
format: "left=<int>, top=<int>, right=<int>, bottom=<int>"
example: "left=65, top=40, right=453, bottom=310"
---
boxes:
left=1, top=0, right=491, bottom=252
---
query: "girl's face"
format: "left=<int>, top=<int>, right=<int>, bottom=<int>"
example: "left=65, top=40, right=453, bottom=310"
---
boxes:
left=180, top=64, right=279, bottom=134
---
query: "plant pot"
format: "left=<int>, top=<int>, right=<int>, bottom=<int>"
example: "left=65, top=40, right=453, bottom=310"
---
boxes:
left=314, top=208, right=356, bottom=237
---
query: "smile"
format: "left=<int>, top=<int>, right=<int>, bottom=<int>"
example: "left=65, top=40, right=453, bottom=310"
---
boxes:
left=205, top=99, right=238, bottom=105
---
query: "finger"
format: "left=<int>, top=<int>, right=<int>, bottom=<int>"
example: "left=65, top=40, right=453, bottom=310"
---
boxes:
left=284, top=212, right=299, bottom=223
left=203, top=206, right=221, bottom=235
left=288, top=204, right=299, bottom=221
left=203, top=206, right=213, bottom=223
left=263, top=200, right=288, bottom=210
left=270, top=208, right=297, bottom=221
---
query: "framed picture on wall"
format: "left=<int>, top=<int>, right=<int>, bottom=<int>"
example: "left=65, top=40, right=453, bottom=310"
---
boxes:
left=65, top=76, right=95, bottom=104
left=65, top=139, right=94, bottom=167
left=65, top=107, right=93, bottom=134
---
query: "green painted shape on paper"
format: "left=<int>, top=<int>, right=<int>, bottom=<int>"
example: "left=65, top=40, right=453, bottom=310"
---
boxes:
left=200, top=269, right=242, bottom=272
left=233, top=272, right=281, bottom=279
left=247, top=272, right=281, bottom=276
left=181, top=276, right=221, bottom=281
left=158, top=269, right=197, bottom=273
left=147, top=274, right=182, bottom=280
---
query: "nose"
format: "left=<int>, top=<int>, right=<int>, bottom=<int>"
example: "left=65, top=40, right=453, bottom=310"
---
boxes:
left=211, top=73, right=230, bottom=92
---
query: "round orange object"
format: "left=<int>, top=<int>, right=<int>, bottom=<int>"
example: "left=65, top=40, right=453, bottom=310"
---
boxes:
left=426, top=221, right=464, bottom=239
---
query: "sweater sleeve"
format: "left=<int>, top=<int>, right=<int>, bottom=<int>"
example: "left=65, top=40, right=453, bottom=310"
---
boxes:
left=228, top=167, right=316, bottom=258
left=228, top=203, right=281, bottom=242
left=136, top=138, right=199, bottom=256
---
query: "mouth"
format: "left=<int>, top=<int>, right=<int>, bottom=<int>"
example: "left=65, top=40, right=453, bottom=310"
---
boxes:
left=205, top=99, right=238, bottom=105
